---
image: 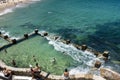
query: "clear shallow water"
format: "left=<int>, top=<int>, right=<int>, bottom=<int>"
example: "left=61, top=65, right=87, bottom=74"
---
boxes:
left=0, top=0, right=120, bottom=74
left=0, top=36, right=75, bottom=75
left=0, top=38, right=9, bottom=46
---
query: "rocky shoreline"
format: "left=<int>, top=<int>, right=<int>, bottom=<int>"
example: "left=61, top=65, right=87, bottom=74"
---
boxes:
left=0, top=0, right=29, bottom=13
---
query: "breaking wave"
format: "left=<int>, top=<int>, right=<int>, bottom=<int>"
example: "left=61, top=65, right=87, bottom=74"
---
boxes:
left=45, top=35, right=105, bottom=75
left=0, top=8, right=13, bottom=16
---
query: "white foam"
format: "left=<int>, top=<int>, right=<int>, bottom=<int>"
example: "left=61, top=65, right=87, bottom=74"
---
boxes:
left=47, top=36, right=95, bottom=63
left=0, top=29, right=21, bottom=39
left=16, top=3, right=28, bottom=8
left=48, top=12, right=52, bottom=14
left=0, top=8, right=13, bottom=16
left=69, top=67, right=90, bottom=75
left=3, top=32, right=10, bottom=36
left=0, top=29, right=5, bottom=33
left=28, top=0, right=41, bottom=4
left=45, top=35, right=104, bottom=74
left=10, top=36, right=21, bottom=40
left=0, top=30, right=10, bottom=36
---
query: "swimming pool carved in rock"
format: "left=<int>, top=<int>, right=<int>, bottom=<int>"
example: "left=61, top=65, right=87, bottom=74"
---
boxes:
left=0, top=29, right=76, bottom=75
left=0, top=29, right=109, bottom=75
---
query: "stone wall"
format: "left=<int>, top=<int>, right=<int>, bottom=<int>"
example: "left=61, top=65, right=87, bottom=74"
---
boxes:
left=0, top=60, right=106, bottom=80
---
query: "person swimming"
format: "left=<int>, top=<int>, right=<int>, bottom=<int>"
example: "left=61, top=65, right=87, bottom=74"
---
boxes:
left=32, top=55, right=36, bottom=62
left=51, top=57, right=56, bottom=64
left=11, top=59, right=16, bottom=67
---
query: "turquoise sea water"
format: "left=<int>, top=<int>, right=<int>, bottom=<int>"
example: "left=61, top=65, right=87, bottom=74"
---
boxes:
left=0, top=0, right=120, bottom=74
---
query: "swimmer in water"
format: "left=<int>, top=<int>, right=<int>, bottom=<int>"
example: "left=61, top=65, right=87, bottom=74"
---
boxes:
left=51, top=57, right=56, bottom=64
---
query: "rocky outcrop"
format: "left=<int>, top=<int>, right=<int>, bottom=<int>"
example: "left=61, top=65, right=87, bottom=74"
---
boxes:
left=100, top=68, right=120, bottom=80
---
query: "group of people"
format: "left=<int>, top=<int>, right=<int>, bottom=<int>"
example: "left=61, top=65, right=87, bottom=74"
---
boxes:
left=0, top=63, right=41, bottom=80
left=0, top=55, right=70, bottom=80
left=0, top=65, right=70, bottom=80
left=30, top=63, right=70, bottom=80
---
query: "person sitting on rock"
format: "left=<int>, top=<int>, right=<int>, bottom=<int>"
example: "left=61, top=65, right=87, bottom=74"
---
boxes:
left=64, top=68, right=69, bottom=79
left=30, top=63, right=41, bottom=79
left=34, top=63, right=41, bottom=71
left=30, top=63, right=41, bottom=73
left=4, top=48, right=7, bottom=53
left=2, top=67, right=12, bottom=80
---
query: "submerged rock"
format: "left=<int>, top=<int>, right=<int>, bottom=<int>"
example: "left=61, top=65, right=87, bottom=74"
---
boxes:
left=103, top=51, right=109, bottom=58
left=4, top=35, right=9, bottom=39
left=0, top=32, right=2, bottom=35
left=24, top=34, right=28, bottom=39
left=66, top=39, right=71, bottom=44
left=12, top=39, right=17, bottom=44
left=43, top=32, right=48, bottom=36
left=54, top=36, right=59, bottom=40
left=34, top=29, right=39, bottom=34
left=94, top=61, right=101, bottom=68
left=81, top=45, right=87, bottom=51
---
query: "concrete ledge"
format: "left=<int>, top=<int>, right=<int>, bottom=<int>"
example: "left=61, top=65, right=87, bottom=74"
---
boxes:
left=0, top=60, right=106, bottom=80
